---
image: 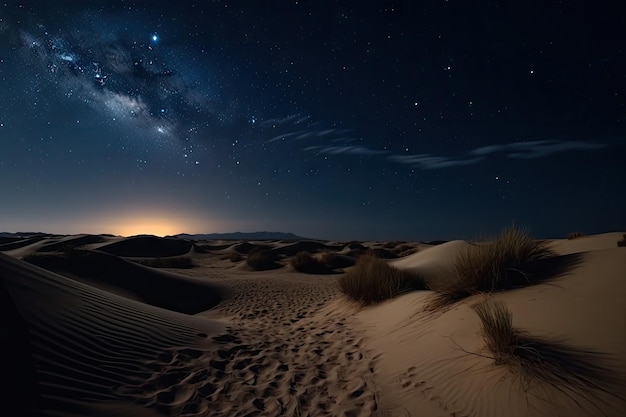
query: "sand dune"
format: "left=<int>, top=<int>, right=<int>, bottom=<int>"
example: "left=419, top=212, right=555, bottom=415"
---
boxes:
left=0, top=253, right=225, bottom=416
left=98, top=236, right=194, bottom=257
left=1, top=232, right=624, bottom=416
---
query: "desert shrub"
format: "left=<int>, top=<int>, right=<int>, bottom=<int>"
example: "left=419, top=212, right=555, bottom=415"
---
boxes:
left=338, top=254, right=427, bottom=305
left=618, top=234, right=626, bottom=247
left=472, top=299, right=517, bottom=364
left=290, top=251, right=332, bottom=274
left=320, top=250, right=355, bottom=269
left=346, top=247, right=397, bottom=259
left=429, top=226, right=556, bottom=308
left=246, top=250, right=281, bottom=270
left=567, top=231, right=586, bottom=240
left=472, top=299, right=622, bottom=408
left=134, top=256, right=193, bottom=268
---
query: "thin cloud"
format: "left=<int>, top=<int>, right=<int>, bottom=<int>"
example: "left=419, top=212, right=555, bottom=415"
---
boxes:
left=388, top=154, right=484, bottom=169
left=316, top=128, right=338, bottom=136
left=265, top=130, right=308, bottom=143
left=295, top=115, right=312, bottom=124
left=259, top=113, right=308, bottom=127
left=294, top=134, right=611, bottom=171
left=316, top=128, right=353, bottom=137
left=471, top=140, right=607, bottom=159
left=293, top=131, right=319, bottom=140
left=265, top=126, right=353, bottom=143
left=304, top=145, right=390, bottom=156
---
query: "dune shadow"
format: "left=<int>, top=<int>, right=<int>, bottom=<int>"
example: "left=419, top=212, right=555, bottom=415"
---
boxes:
left=99, top=236, right=193, bottom=257
left=22, top=249, right=228, bottom=314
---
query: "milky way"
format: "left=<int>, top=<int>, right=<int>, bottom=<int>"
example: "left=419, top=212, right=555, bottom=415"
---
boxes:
left=18, top=15, right=233, bottom=162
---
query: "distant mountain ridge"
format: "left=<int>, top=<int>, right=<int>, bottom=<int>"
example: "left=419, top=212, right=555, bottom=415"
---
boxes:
left=0, top=231, right=312, bottom=241
left=173, top=231, right=311, bottom=241
left=0, top=232, right=53, bottom=238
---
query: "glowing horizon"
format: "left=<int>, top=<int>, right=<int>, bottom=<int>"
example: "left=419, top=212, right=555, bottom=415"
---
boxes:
left=1, top=207, right=229, bottom=237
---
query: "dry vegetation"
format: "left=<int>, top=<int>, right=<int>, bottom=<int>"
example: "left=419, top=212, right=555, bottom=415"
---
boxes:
left=618, top=234, right=626, bottom=247
left=472, top=299, right=623, bottom=410
left=290, top=251, right=333, bottom=274
left=338, top=254, right=427, bottom=305
left=429, top=226, right=556, bottom=308
left=246, top=249, right=281, bottom=270
left=567, top=231, right=586, bottom=240
left=320, top=250, right=355, bottom=269
left=290, top=251, right=355, bottom=274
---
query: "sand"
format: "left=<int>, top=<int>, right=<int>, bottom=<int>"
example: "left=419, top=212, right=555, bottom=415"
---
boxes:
left=1, top=232, right=624, bottom=416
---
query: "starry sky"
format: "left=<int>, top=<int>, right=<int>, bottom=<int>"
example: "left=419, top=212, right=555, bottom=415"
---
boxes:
left=0, top=1, right=624, bottom=240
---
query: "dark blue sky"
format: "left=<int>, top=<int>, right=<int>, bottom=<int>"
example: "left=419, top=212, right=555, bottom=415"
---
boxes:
left=1, top=1, right=624, bottom=240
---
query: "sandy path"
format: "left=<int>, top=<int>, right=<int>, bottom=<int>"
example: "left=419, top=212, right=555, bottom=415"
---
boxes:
left=120, top=272, right=382, bottom=417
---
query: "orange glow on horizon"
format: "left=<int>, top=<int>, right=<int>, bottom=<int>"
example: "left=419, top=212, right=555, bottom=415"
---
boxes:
left=112, top=221, right=182, bottom=237
left=97, top=211, right=210, bottom=237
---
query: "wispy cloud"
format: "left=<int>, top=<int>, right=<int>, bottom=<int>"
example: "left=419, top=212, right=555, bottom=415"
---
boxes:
left=388, top=154, right=484, bottom=169
left=470, top=140, right=608, bottom=159
left=293, top=131, right=319, bottom=140
left=297, top=138, right=609, bottom=170
left=265, top=131, right=307, bottom=143
left=259, top=113, right=309, bottom=128
left=304, top=145, right=390, bottom=156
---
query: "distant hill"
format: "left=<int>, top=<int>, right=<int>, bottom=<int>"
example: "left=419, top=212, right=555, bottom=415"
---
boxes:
left=174, top=231, right=311, bottom=241
left=0, top=232, right=54, bottom=238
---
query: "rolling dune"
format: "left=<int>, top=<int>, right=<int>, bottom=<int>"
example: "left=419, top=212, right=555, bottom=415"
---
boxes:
left=1, top=232, right=624, bottom=416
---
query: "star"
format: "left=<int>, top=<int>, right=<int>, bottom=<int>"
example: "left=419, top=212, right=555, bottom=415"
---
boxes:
left=151, top=33, right=159, bottom=44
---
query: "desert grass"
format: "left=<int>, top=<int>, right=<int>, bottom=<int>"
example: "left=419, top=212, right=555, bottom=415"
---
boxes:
left=319, top=250, right=355, bottom=269
left=338, top=254, right=427, bottom=305
left=618, top=234, right=626, bottom=247
left=566, top=231, right=586, bottom=239
left=290, top=251, right=334, bottom=274
left=246, top=249, right=281, bottom=270
left=471, top=299, right=623, bottom=414
left=428, top=226, right=559, bottom=309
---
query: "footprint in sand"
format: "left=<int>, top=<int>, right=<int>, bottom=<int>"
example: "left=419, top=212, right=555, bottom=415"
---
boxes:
left=117, top=275, right=382, bottom=417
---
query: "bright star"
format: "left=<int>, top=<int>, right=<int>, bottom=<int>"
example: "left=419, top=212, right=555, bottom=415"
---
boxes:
left=151, top=33, right=159, bottom=44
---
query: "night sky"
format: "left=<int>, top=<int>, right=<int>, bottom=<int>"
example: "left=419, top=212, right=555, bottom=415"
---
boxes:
left=1, top=1, right=624, bottom=240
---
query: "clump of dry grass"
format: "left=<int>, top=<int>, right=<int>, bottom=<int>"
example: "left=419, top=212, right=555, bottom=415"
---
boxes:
left=290, top=251, right=333, bottom=274
left=429, top=226, right=557, bottom=308
left=471, top=299, right=623, bottom=411
left=246, top=249, right=281, bottom=270
left=320, top=250, right=355, bottom=269
left=618, top=234, right=626, bottom=247
left=338, top=254, right=427, bottom=305
left=567, top=231, right=586, bottom=240
left=472, top=299, right=518, bottom=364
